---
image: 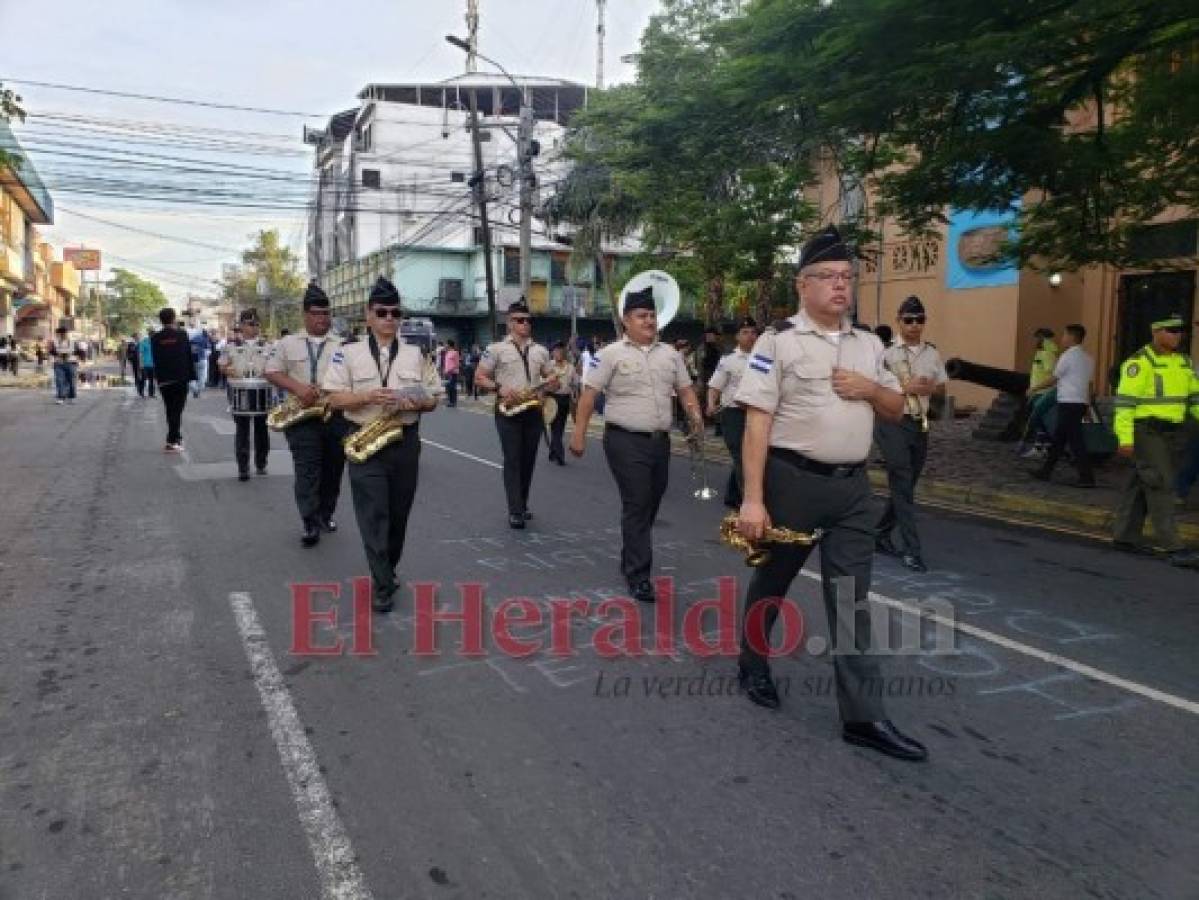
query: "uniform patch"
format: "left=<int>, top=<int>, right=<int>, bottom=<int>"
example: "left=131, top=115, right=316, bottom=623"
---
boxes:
left=587, top=356, right=600, bottom=368
left=1126, top=362, right=1140, bottom=377
left=331, top=351, right=345, bottom=364
left=749, top=353, right=773, bottom=375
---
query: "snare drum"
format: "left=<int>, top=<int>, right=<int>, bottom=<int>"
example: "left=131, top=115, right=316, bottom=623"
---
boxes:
left=227, top=377, right=273, bottom=416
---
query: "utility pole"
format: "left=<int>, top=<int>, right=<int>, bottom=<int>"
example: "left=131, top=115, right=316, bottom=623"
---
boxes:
left=465, top=0, right=479, bottom=73
left=467, top=88, right=498, bottom=341
left=596, top=0, right=607, bottom=89
left=518, top=100, right=534, bottom=302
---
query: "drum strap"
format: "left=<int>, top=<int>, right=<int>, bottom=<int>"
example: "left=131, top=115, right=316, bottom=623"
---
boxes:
left=305, top=339, right=327, bottom=385
left=368, top=333, right=399, bottom=387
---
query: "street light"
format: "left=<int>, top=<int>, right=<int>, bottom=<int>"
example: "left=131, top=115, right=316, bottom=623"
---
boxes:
left=445, top=35, right=536, bottom=310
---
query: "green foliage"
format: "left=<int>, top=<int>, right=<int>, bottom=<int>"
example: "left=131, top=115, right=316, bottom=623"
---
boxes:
left=219, top=229, right=305, bottom=336
left=0, top=81, right=26, bottom=171
left=105, top=268, right=170, bottom=336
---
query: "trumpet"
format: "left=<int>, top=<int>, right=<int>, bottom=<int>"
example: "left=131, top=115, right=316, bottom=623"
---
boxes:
left=719, top=513, right=823, bottom=567
left=267, top=391, right=332, bottom=431
left=894, top=358, right=929, bottom=432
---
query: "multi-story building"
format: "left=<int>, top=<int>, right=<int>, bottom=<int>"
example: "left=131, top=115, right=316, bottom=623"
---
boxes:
left=305, top=75, right=688, bottom=347
left=0, top=120, right=59, bottom=341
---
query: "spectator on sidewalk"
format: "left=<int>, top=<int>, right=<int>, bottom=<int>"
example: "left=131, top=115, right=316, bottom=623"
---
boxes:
left=1030, top=324, right=1096, bottom=487
left=151, top=308, right=195, bottom=452
left=442, top=339, right=461, bottom=408
left=207, top=329, right=222, bottom=387
left=35, top=340, right=45, bottom=371
left=137, top=330, right=156, bottom=398
left=50, top=326, right=78, bottom=404
left=462, top=343, right=481, bottom=399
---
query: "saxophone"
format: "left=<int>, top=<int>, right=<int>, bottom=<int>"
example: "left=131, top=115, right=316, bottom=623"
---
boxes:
left=497, top=385, right=546, bottom=416
left=894, top=358, right=929, bottom=432
left=267, top=392, right=332, bottom=431
left=719, top=513, right=823, bottom=567
left=343, top=411, right=406, bottom=464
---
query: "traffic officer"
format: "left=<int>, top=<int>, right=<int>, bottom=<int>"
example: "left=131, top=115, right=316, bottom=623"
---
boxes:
left=570, top=286, right=703, bottom=604
left=875, top=295, right=946, bottom=573
left=219, top=309, right=272, bottom=481
left=706, top=316, right=759, bottom=509
left=1112, top=313, right=1199, bottom=567
left=264, top=281, right=346, bottom=547
left=322, top=277, right=442, bottom=612
left=734, top=225, right=927, bottom=762
left=475, top=300, right=559, bottom=528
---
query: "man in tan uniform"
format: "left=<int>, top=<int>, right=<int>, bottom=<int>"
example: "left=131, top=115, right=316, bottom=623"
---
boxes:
left=570, top=286, right=703, bottom=604
left=734, top=225, right=927, bottom=762
left=219, top=309, right=273, bottom=481
left=264, top=281, right=345, bottom=547
left=707, top=316, right=759, bottom=509
left=475, top=300, right=559, bottom=528
left=322, top=277, right=442, bottom=612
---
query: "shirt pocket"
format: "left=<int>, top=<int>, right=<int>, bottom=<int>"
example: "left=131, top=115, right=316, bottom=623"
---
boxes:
left=782, top=357, right=832, bottom=405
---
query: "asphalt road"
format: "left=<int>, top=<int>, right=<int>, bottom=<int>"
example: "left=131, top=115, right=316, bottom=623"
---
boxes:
left=0, top=384, right=1196, bottom=900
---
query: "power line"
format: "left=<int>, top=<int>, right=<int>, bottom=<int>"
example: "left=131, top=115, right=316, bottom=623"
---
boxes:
left=58, top=207, right=243, bottom=253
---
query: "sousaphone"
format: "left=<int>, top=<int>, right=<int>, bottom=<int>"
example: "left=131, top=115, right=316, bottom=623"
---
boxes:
left=618, top=270, right=680, bottom=330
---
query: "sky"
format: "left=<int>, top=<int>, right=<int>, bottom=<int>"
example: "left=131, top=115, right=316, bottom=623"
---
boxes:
left=0, top=0, right=660, bottom=302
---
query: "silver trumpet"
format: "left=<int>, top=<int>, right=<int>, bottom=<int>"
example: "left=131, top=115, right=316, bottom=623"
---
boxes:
left=687, top=421, right=718, bottom=500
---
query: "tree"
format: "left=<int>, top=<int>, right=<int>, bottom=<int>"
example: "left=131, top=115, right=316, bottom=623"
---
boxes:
left=219, top=229, right=305, bottom=336
left=722, top=0, right=1199, bottom=270
left=103, top=269, right=169, bottom=336
left=0, top=81, right=26, bottom=170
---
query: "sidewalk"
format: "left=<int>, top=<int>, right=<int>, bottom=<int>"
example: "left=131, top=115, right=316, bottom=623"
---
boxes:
left=456, top=394, right=1198, bottom=545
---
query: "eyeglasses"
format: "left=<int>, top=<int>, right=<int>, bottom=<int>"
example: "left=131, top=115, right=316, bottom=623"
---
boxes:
left=509, top=316, right=531, bottom=325
left=901, top=316, right=926, bottom=325
left=804, top=270, right=855, bottom=284
left=372, top=307, right=402, bottom=319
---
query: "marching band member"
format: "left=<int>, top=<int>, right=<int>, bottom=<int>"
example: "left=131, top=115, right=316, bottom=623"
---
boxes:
left=474, top=300, right=559, bottom=528
left=875, top=295, right=946, bottom=572
left=219, top=309, right=272, bottom=482
left=321, top=277, right=441, bottom=613
left=546, top=341, right=576, bottom=465
left=734, top=225, right=927, bottom=762
left=570, top=286, right=702, bottom=604
left=706, top=316, right=759, bottom=508
left=264, top=282, right=346, bottom=547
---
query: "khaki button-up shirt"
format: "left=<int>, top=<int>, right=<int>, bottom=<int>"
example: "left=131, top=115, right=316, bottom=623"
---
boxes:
left=321, top=337, right=442, bottom=426
left=708, top=349, right=751, bottom=410
left=583, top=337, right=692, bottom=433
left=734, top=310, right=899, bottom=464
left=264, top=332, right=343, bottom=386
left=219, top=339, right=273, bottom=379
left=477, top=337, right=552, bottom=392
left=882, top=341, right=946, bottom=418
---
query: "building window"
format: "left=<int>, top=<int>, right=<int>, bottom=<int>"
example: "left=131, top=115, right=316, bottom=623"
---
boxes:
left=362, top=169, right=381, bottom=189
left=357, top=123, right=373, bottom=152
left=504, top=249, right=521, bottom=285
left=550, top=255, right=567, bottom=285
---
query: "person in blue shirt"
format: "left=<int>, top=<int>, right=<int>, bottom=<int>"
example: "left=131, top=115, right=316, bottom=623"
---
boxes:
left=137, top=330, right=156, bottom=398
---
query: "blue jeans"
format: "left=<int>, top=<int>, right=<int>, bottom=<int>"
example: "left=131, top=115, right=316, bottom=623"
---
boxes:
left=1177, top=430, right=1199, bottom=500
left=53, top=361, right=77, bottom=399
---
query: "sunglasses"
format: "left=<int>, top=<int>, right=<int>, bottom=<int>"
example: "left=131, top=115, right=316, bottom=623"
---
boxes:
left=901, top=315, right=926, bottom=325
left=372, top=307, right=402, bottom=319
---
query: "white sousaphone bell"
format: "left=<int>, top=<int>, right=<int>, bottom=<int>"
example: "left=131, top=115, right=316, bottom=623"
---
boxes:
left=618, top=270, right=680, bottom=330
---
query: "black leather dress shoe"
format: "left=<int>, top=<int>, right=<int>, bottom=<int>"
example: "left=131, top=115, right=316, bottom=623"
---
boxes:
left=320, top=516, right=338, bottom=533
left=901, top=554, right=928, bottom=573
left=523, top=510, right=533, bottom=521
left=1113, top=540, right=1157, bottom=556
left=301, top=521, right=321, bottom=548
left=875, top=536, right=899, bottom=557
left=630, top=580, right=656, bottom=603
left=238, top=470, right=250, bottom=482
left=843, top=720, right=928, bottom=762
left=737, top=664, right=780, bottom=710
left=508, top=514, right=526, bottom=529
left=256, top=466, right=268, bottom=476
left=372, top=589, right=395, bottom=614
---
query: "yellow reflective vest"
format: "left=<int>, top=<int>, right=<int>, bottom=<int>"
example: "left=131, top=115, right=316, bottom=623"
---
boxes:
left=1112, top=345, right=1199, bottom=446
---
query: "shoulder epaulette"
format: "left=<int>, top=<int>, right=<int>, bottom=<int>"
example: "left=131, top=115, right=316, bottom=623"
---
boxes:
left=767, top=319, right=794, bottom=333
left=926, top=341, right=937, bottom=349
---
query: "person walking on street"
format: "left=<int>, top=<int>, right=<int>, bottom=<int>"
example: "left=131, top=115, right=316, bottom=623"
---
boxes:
left=137, top=330, right=156, bottom=398
left=220, top=309, right=272, bottom=480
left=1112, top=313, right=1199, bottom=567
left=187, top=319, right=212, bottom=398
left=442, top=340, right=460, bottom=408
left=733, top=225, right=926, bottom=762
left=875, top=296, right=947, bottom=573
left=462, top=344, right=480, bottom=400
left=706, top=317, right=759, bottom=509
left=1030, top=323, right=1096, bottom=487
left=124, top=334, right=140, bottom=386
left=150, top=308, right=195, bottom=452
left=546, top=342, right=575, bottom=464
left=50, top=327, right=78, bottom=404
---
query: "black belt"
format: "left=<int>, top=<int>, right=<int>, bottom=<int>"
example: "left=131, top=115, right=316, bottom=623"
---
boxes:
left=769, top=446, right=864, bottom=478
left=606, top=422, right=670, bottom=439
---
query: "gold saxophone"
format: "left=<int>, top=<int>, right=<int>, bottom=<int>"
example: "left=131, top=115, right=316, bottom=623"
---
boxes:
left=719, top=512, right=823, bottom=567
left=497, top=385, right=546, bottom=416
left=343, top=411, right=406, bottom=464
left=267, top=392, right=332, bottom=431
left=894, top=358, right=929, bottom=432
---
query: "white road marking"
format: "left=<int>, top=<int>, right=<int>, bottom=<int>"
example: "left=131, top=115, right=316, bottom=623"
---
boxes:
left=423, top=433, right=1199, bottom=718
left=422, top=438, right=502, bottom=469
left=229, top=592, right=374, bottom=900
left=797, top=571, right=1199, bottom=717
